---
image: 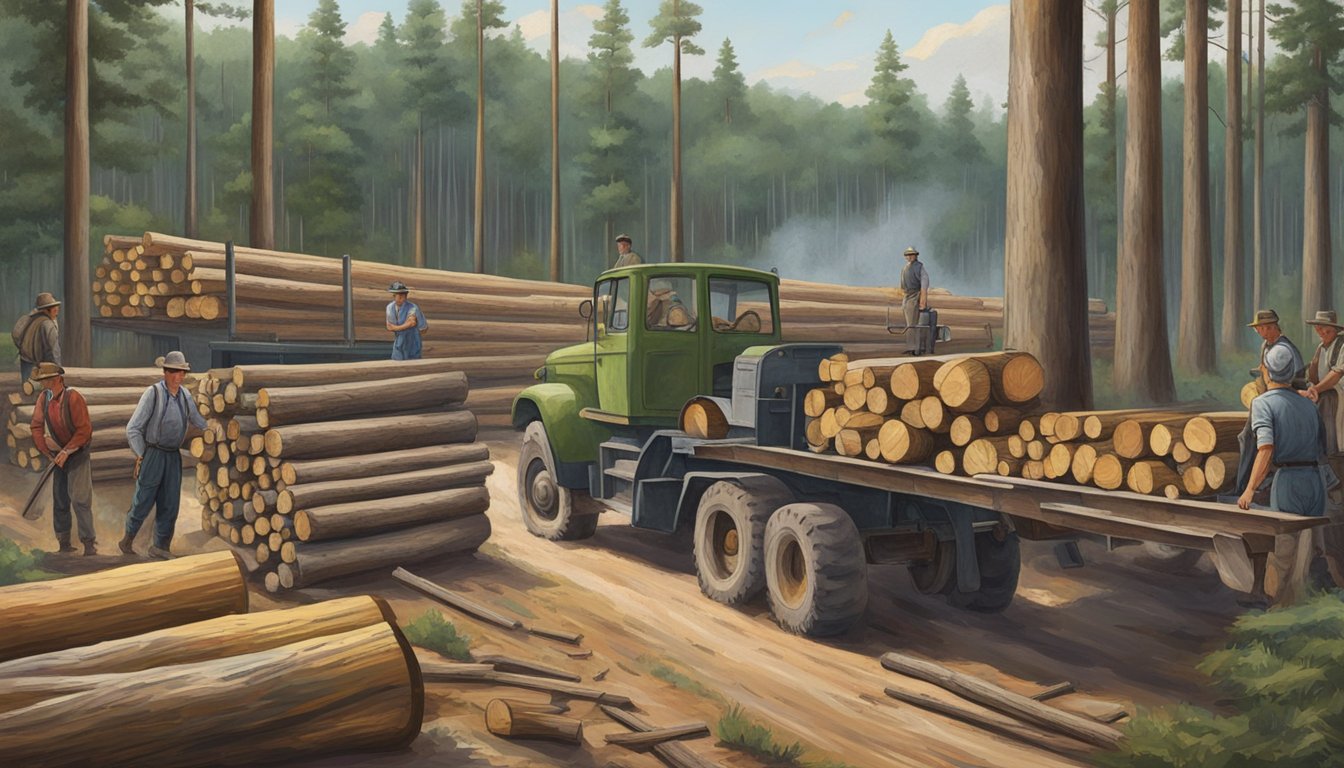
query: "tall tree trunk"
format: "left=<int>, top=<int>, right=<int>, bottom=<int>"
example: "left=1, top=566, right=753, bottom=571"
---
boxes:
left=414, top=117, right=425, bottom=268
left=473, top=0, right=486, bottom=273
left=250, top=0, right=275, bottom=249
left=1004, top=0, right=1091, bottom=409
left=185, top=0, right=198, bottom=238
left=63, top=0, right=91, bottom=366
left=1115, top=0, right=1176, bottom=402
left=670, top=32, right=684, bottom=263
left=1104, top=3, right=1119, bottom=302
left=1252, top=0, right=1265, bottom=311
left=1301, top=46, right=1332, bottom=326
left=1220, top=0, right=1245, bottom=350
left=1178, top=0, right=1215, bottom=373
left=549, top=0, right=561, bottom=282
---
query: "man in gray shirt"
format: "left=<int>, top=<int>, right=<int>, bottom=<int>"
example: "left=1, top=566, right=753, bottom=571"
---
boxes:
left=13, top=292, right=61, bottom=385
left=119, top=351, right=206, bottom=559
left=899, top=246, right=930, bottom=353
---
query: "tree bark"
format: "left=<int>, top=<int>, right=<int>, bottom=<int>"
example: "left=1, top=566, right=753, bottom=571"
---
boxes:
left=549, top=0, right=561, bottom=282
left=1301, top=46, right=1332, bottom=327
left=256, top=372, right=469, bottom=427
left=185, top=0, right=198, bottom=238
left=1178, top=0, right=1216, bottom=374
left=1004, top=0, right=1090, bottom=408
left=264, top=411, right=477, bottom=459
left=0, top=624, right=423, bottom=767
left=294, top=486, right=491, bottom=542
left=232, top=356, right=537, bottom=390
left=670, top=31, right=684, bottom=262
left=473, top=0, right=486, bottom=273
left=280, top=443, right=489, bottom=486
left=1251, top=0, right=1265, bottom=311
left=63, top=0, right=91, bottom=367
left=0, top=551, right=246, bottom=663
left=487, top=698, right=584, bottom=743
left=1220, top=0, right=1245, bottom=350
left=0, top=595, right=391, bottom=677
left=414, top=117, right=425, bottom=269
left=1115, top=0, right=1176, bottom=402
left=277, top=514, right=490, bottom=588
left=250, top=0, right=275, bottom=249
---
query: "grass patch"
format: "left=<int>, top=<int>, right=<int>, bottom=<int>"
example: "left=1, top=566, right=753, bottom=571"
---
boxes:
left=401, top=610, right=471, bottom=661
left=1103, top=592, right=1344, bottom=767
left=0, top=536, right=58, bottom=585
left=637, top=656, right=726, bottom=704
left=494, top=597, right=535, bottom=620
left=716, top=705, right=805, bottom=765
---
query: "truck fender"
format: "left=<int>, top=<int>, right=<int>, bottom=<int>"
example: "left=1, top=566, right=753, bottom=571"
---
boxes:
left=674, top=472, right=790, bottom=532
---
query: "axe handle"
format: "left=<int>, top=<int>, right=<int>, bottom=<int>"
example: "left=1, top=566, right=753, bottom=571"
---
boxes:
left=20, top=462, right=57, bottom=521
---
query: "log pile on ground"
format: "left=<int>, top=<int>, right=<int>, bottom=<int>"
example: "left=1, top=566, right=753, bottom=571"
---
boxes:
left=191, top=358, right=493, bottom=592
left=0, top=552, right=426, bottom=767
left=91, top=232, right=1117, bottom=423
left=807, top=351, right=1248, bottom=499
left=3, top=368, right=199, bottom=481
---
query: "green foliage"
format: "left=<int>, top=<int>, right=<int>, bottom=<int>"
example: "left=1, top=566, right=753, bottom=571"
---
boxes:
left=643, top=0, right=704, bottom=55
left=1105, top=594, right=1344, bottom=768
left=940, top=75, right=983, bottom=168
left=865, top=30, right=923, bottom=179
left=0, top=536, right=56, bottom=586
left=712, top=38, right=749, bottom=125
left=716, top=705, right=805, bottom=764
left=401, top=609, right=471, bottom=660
left=400, top=0, right=453, bottom=119
left=449, top=0, right=508, bottom=44
left=1265, top=0, right=1344, bottom=119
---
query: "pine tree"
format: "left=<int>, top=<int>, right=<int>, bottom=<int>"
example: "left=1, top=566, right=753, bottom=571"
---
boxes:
left=865, top=30, right=924, bottom=180
left=712, top=38, right=748, bottom=125
left=942, top=75, right=983, bottom=166
left=581, top=0, right=642, bottom=254
left=453, top=0, right=508, bottom=273
left=644, top=0, right=703, bottom=262
left=401, top=0, right=453, bottom=268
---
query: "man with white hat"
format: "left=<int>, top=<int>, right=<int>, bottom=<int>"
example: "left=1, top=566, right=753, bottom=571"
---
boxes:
left=120, top=351, right=206, bottom=559
left=29, top=362, right=97, bottom=555
left=385, top=281, right=428, bottom=360
left=899, top=246, right=932, bottom=354
left=11, top=292, right=62, bottom=385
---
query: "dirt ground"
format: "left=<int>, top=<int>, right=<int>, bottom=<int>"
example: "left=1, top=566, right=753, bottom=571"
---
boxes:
left=0, top=426, right=1254, bottom=768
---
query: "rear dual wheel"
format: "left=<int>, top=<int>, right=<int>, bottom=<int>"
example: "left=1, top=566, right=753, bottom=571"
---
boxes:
left=763, top=503, right=868, bottom=637
left=693, top=477, right=795, bottom=604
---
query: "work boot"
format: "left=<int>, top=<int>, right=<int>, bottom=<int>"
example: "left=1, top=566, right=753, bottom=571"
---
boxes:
left=56, top=535, right=75, bottom=554
left=118, top=534, right=135, bottom=556
left=82, top=541, right=97, bottom=557
left=147, top=545, right=174, bottom=561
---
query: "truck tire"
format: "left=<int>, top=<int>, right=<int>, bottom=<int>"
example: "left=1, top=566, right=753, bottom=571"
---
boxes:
left=693, top=477, right=795, bottom=605
left=517, top=422, right=598, bottom=541
left=908, top=539, right=957, bottom=595
left=1136, top=542, right=1205, bottom=572
left=946, top=531, right=1020, bottom=613
left=763, top=503, right=868, bottom=637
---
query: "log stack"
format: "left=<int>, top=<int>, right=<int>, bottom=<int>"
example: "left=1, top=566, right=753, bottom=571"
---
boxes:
left=0, top=552, right=426, bottom=767
left=807, top=351, right=1249, bottom=499
left=4, top=368, right=199, bottom=481
left=191, top=359, right=494, bottom=592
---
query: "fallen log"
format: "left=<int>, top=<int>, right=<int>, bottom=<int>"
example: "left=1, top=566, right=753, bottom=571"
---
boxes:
left=473, top=654, right=582, bottom=683
left=880, top=688, right=1093, bottom=760
left=391, top=567, right=523, bottom=630
left=0, top=551, right=247, bottom=663
left=256, top=372, right=469, bottom=428
left=879, top=651, right=1125, bottom=748
left=278, top=461, right=493, bottom=515
left=276, top=515, right=492, bottom=589
left=0, top=623, right=423, bottom=767
left=485, top=698, right=584, bottom=743
left=0, top=595, right=392, bottom=677
left=295, top=486, right=491, bottom=542
left=278, top=442, right=490, bottom=486
left=421, top=659, right=633, bottom=707
left=600, top=705, right=720, bottom=768
left=264, top=410, right=477, bottom=459
left=606, top=722, right=710, bottom=750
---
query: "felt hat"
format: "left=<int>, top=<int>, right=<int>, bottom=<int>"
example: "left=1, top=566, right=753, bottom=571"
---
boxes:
left=1306, top=310, right=1344, bottom=329
left=1247, top=309, right=1280, bottom=327
left=387, top=281, right=410, bottom=293
left=902, top=246, right=919, bottom=257
left=29, top=362, right=65, bottom=381
left=31, top=292, right=61, bottom=312
left=155, top=351, right=191, bottom=372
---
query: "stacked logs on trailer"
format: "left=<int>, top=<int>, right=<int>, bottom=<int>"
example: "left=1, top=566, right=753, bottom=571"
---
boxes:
left=3, top=368, right=199, bottom=481
left=805, top=351, right=1248, bottom=499
left=0, top=551, right=426, bottom=767
left=191, top=359, right=494, bottom=593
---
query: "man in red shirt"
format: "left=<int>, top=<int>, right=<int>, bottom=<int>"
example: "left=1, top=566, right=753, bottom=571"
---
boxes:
left=29, top=362, right=96, bottom=555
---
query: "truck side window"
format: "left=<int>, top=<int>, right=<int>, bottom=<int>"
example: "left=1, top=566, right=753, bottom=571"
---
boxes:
left=646, top=276, right=697, bottom=332
left=597, top=277, right=630, bottom=332
left=709, top=278, right=773, bottom=334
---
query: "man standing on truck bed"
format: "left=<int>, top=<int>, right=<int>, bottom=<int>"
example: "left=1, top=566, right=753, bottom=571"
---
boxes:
left=899, top=246, right=931, bottom=354
left=12, top=292, right=62, bottom=385
left=385, top=281, right=428, bottom=360
left=613, top=234, right=642, bottom=268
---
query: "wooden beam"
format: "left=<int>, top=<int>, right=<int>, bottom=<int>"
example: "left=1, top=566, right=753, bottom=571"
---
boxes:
left=472, top=654, right=581, bottom=683
left=605, top=722, right=710, bottom=750
left=420, top=659, right=633, bottom=708
left=599, top=705, right=721, bottom=768
left=392, top=568, right=522, bottom=631
left=881, top=688, right=1094, bottom=760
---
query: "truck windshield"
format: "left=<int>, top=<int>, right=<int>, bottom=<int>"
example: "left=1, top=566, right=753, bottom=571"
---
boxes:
left=596, top=277, right=630, bottom=333
left=709, top=278, right=773, bottom=334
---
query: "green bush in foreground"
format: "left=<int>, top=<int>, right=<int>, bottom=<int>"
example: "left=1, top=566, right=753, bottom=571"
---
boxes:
left=717, top=705, right=805, bottom=764
left=1106, top=593, right=1344, bottom=768
left=0, top=536, right=53, bottom=586
left=401, top=610, right=471, bottom=661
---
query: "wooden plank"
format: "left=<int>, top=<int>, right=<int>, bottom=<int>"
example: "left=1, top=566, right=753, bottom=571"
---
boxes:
left=391, top=568, right=522, bottom=630
left=600, top=705, right=722, bottom=768
left=605, top=723, right=710, bottom=749
left=880, top=688, right=1094, bottom=760
left=1033, top=503, right=1217, bottom=552
left=420, top=659, right=633, bottom=708
left=473, top=654, right=582, bottom=683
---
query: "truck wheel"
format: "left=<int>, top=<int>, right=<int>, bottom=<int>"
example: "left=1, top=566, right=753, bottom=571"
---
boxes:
left=764, top=503, right=868, bottom=637
left=693, top=477, right=795, bottom=605
left=947, top=531, right=1020, bottom=613
left=1137, top=542, right=1205, bottom=572
left=517, top=422, right=598, bottom=541
left=908, top=539, right=956, bottom=595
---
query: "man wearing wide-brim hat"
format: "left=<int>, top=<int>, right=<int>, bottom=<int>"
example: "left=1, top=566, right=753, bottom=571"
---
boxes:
left=1302, top=309, right=1344, bottom=586
left=899, top=246, right=932, bottom=354
left=120, top=351, right=206, bottom=559
left=1247, top=308, right=1305, bottom=389
left=29, top=362, right=97, bottom=556
left=385, top=281, right=428, bottom=361
left=11, top=292, right=62, bottom=385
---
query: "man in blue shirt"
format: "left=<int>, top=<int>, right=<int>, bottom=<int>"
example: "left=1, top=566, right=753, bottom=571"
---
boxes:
left=119, top=351, right=207, bottom=559
left=1239, top=344, right=1327, bottom=515
left=385, top=281, right=428, bottom=360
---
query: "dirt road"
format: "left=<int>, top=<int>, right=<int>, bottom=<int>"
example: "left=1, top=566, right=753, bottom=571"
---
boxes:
left=0, top=428, right=1252, bottom=767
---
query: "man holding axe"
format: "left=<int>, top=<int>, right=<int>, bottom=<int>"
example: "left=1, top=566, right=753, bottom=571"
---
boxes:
left=27, top=362, right=96, bottom=555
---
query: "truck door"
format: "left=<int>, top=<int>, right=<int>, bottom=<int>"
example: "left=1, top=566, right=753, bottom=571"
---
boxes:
left=595, top=276, right=631, bottom=414
left=639, top=274, right=703, bottom=416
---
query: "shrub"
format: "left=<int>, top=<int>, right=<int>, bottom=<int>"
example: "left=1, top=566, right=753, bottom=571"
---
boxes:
left=0, top=536, right=54, bottom=586
left=717, top=704, right=805, bottom=764
left=1106, top=593, right=1344, bottom=767
left=401, top=610, right=471, bottom=661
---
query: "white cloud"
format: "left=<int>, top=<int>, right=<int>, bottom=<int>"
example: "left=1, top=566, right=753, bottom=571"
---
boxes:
left=807, top=9, right=856, bottom=39
left=514, top=4, right=607, bottom=61
left=346, top=11, right=386, bottom=46
left=906, top=4, right=1008, bottom=61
